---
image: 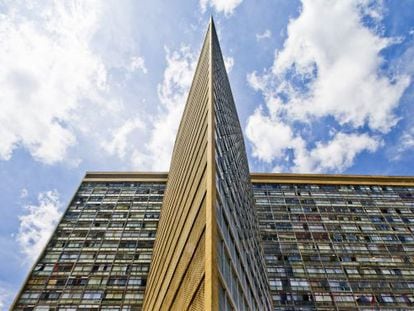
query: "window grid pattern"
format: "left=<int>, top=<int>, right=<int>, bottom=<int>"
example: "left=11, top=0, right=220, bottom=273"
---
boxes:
left=14, top=181, right=164, bottom=311
left=14, top=179, right=414, bottom=311
left=254, top=183, right=414, bottom=310
left=142, top=23, right=210, bottom=310
left=211, top=27, right=272, bottom=310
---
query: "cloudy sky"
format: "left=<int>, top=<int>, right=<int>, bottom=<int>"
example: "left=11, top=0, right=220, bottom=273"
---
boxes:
left=1, top=0, right=414, bottom=308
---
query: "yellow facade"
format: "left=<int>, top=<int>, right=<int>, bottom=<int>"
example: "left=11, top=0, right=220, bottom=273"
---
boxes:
left=143, top=18, right=273, bottom=310
left=143, top=20, right=212, bottom=311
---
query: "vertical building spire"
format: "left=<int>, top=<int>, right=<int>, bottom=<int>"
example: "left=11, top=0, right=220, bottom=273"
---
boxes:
left=205, top=12, right=218, bottom=311
left=143, top=20, right=272, bottom=310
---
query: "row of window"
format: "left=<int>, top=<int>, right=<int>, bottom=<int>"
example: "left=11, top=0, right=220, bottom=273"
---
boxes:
left=254, top=183, right=414, bottom=308
left=254, top=183, right=414, bottom=193
left=15, top=182, right=164, bottom=310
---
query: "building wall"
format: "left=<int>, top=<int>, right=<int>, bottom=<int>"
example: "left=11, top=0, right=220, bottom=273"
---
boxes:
left=142, top=21, right=211, bottom=311
left=254, top=181, right=414, bottom=310
left=13, top=173, right=414, bottom=311
left=212, top=23, right=272, bottom=310
left=13, top=179, right=165, bottom=311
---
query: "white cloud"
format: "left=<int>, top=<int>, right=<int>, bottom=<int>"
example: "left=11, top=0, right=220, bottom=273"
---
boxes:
left=0, top=1, right=152, bottom=167
left=246, top=0, right=410, bottom=173
left=109, top=46, right=197, bottom=171
left=246, top=108, right=304, bottom=162
left=157, top=46, right=197, bottom=110
left=200, top=0, right=243, bottom=16
left=395, top=43, right=414, bottom=76
left=270, top=0, right=409, bottom=132
left=400, top=130, right=414, bottom=150
left=102, top=117, right=146, bottom=159
left=246, top=108, right=380, bottom=173
left=293, top=132, right=381, bottom=173
left=16, top=190, right=63, bottom=265
left=20, top=188, right=28, bottom=199
left=0, top=1, right=238, bottom=171
left=0, top=1, right=108, bottom=164
left=247, top=71, right=267, bottom=92
left=256, top=29, right=272, bottom=41
left=129, top=56, right=147, bottom=73
left=142, top=46, right=198, bottom=170
left=0, top=285, right=14, bottom=310
left=392, top=128, right=414, bottom=161
left=224, top=56, right=234, bottom=73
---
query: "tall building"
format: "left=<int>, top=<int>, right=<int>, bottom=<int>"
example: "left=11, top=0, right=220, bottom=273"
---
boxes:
left=12, top=19, right=414, bottom=311
left=142, top=18, right=272, bottom=311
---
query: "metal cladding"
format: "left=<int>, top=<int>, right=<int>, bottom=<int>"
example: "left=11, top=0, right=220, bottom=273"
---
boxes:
left=143, top=19, right=273, bottom=310
left=142, top=18, right=211, bottom=311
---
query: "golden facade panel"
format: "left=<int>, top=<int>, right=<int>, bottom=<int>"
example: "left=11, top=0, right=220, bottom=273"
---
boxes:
left=144, top=18, right=272, bottom=310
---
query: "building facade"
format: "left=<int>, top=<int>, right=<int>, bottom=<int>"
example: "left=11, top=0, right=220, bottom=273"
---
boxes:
left=12, top=19, right=414, bottom=311
left=13, top=173, right=167, bottom=311
left=252, top=173, right=414, bottom=310
left=13, top=173, right=414, bottom=310
left=142, top=18, right=272, bottom=310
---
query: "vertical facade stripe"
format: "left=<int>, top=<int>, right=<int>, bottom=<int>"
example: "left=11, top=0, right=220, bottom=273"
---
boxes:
left=143, top=19, right=212, bottom=311
left=205, top=17, right=218, bottom=311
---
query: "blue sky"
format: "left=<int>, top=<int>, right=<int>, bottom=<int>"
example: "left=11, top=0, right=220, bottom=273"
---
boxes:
left=0, top=0, right=413, bottom=308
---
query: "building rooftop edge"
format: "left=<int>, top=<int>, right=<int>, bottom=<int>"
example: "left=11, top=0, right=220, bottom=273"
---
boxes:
left=83, top=171, right=414, bottom=185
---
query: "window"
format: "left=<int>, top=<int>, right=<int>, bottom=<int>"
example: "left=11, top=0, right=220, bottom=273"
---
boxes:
left=104, top=292, right=123, bottom=300
left=334, top=295, right=354, bottom=302
left=314, top=294, right=332, bottom=302
left=107, top=277, right=127, bottom=286
left=83, top=291, right=103, bottom=300
left=269, top=279, right=282, bottom=290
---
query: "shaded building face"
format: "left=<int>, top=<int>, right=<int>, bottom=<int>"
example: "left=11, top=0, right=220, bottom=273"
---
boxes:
left=254, top=181, right=414, bottom=310
left=13, top=178, right=166, bottom=310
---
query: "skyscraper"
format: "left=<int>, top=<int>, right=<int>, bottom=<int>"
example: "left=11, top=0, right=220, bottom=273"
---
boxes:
left=142, top=18, right=272, bottom=311
left=12, top=19, right=414, bottom=311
